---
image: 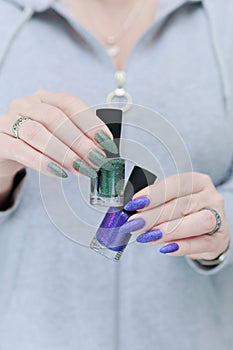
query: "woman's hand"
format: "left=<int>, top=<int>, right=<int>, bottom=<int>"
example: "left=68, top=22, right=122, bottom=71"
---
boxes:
left=123, top=172, right=229, bottom=260
left=0, top=90, right=117, bottom=180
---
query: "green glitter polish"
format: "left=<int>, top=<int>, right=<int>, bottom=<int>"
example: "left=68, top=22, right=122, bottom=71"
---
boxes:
left=47, top=162, right=68, bottom=178
left=88, top=150, right=113, bottom=171
left=95, top=132, right=118, bottom=154
left=73, top=159, right=97, bottom=178
left=90, top=158, right=125, bottom=207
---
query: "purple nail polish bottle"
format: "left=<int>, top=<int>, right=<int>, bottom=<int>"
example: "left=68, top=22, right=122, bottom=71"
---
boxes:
left=90, top=108, right=125, bottom=207
left=90, top=166, right=157, bottom=261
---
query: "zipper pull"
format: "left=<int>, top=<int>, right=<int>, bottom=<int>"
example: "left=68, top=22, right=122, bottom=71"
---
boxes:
left=106, top=70, right=132, bottom=112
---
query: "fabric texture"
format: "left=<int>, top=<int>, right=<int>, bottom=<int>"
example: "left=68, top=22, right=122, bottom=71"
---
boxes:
left=0, top=0, right=233, bottom=349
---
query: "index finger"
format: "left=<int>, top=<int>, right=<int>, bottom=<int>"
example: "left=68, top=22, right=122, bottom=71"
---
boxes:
left=40, top=92, right=119, bottom=155
left=131, top=172, right=213, bottom=210
left=40, top=92, right=113, bottom=138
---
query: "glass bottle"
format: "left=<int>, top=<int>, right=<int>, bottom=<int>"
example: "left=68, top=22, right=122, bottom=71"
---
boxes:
left=90, top=108, right=125, bottom=207
left=90, top=166, right=157, bottom=261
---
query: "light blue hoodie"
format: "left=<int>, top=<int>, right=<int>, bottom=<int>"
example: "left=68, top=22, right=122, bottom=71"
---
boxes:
left=0, top=0, right=233, bottom=349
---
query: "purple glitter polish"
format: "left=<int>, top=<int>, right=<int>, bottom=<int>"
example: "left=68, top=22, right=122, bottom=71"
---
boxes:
left=124, top=196, right=150, bottom=211
left=90, top=166, right=157, bottom=261
left=136, top=229, right=163, bottom=243
left=118, top=218, right=146, bottom=235
left=160, top=243, right=179, bottom=254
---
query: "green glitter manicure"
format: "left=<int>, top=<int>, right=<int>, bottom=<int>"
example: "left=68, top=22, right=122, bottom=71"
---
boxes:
left=73, top=159, right=97, bottom=178
left=88, top=150, right=113, bottom=171
left=47, top=163, right=68, bottom=178
left=95, top=132, right=118, bottom=154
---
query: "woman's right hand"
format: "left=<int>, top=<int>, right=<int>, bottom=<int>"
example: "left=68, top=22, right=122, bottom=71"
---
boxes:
left=0, top=90, right=118, bottom=180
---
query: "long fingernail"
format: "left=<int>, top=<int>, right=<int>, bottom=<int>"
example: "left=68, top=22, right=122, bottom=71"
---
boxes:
left=95, top=132, right=118, bottom=154
left=137, top=229, right=162, bottom=243
left=88, top=150, right=113, bottom=171
left=160, top=243, right=179, bottom=254
left=119, top=218, right=146, bottom=235
left=73, top=159, right=97, bottom=178
left=47, top=162, right=68, bottom=178
left=124, top=196, right=150, bottom=211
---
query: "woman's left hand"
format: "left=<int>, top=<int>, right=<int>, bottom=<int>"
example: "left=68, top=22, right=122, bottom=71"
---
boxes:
left=123, top=172, right=230, bottom=260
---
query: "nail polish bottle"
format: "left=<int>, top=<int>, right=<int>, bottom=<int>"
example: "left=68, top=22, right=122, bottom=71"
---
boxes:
left=90, top=166, right=157, bottom=261
left=90, top=108, right=125, bottom=207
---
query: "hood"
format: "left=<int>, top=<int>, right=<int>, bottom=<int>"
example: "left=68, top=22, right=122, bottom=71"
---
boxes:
left=6, top=0, right=202, bottom=13
left=5, top=0, right=57, bottom=12
left=0, top=0, right=59, bottom=71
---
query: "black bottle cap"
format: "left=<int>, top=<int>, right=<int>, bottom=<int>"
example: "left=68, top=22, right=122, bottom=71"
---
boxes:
left=123, top=166, right=157, bottom=205
left=96, top=108, right=122, bottom=157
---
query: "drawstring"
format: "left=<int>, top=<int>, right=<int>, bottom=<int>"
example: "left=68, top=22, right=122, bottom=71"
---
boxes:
left=203, top=3, right=231, bottom=116
left=0, top=7, right=34, bottom=71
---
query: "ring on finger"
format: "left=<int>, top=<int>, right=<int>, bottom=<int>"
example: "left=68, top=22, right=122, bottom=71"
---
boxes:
left=200, top=207, right=222, bottom=235
left=12, top=115, right=31, bottom=139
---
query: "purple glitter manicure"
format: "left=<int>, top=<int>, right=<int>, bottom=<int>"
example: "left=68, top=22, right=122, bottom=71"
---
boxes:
left=136, top=229, right=162, bottom=243
left=160, top=243, right=179, bottom=254
left=124, top=196, right=150, bottom=211
left=119, top=218, right=146, bottom=235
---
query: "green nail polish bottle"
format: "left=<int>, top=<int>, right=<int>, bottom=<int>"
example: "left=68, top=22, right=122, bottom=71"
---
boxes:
left=90, top=108, right=125, bottom=207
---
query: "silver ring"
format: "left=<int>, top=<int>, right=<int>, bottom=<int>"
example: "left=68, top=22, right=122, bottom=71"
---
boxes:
left=12, top=116, right=30, bottom=138
left=201, top=207, right=222, bottom=235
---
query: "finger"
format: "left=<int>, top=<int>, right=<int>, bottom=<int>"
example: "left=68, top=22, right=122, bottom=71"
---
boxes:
left=8, top=103, right=107, bottom=169
left=158, top=234, right=221, bottom=257
left=186, top=253, right=207, bottom=260
left=127, top=191, right=210, bottom=229
left=187, top=253, right=223, bottom=260
left=131, top=172, right=214, bottom=210
left=133, top=209, right=219, bottom=239
left=39, top=92, right=114, bottom=141
left=0, top=133, right=67, bottom=178
left=4, top=119, right=97, bottom=177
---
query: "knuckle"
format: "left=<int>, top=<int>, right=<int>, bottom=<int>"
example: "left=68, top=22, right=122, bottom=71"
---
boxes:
left=33, top=90, right=49, bottom=96
left=57, top=93, right=78, bottom=106
left=47, top=107, right=66, bottom=128
left=9, top=98, right=28, bottom=110
left=56, top=93, right=87, bottom=114
left=21, top=121, right=42, bottom=142
left=186, top=195, right=199, bottom=213
left=9, top=98, right=23, bottom=107
left=201, top=173, right=212, bottom=186
left=215, top=193, right=225, bottom=207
